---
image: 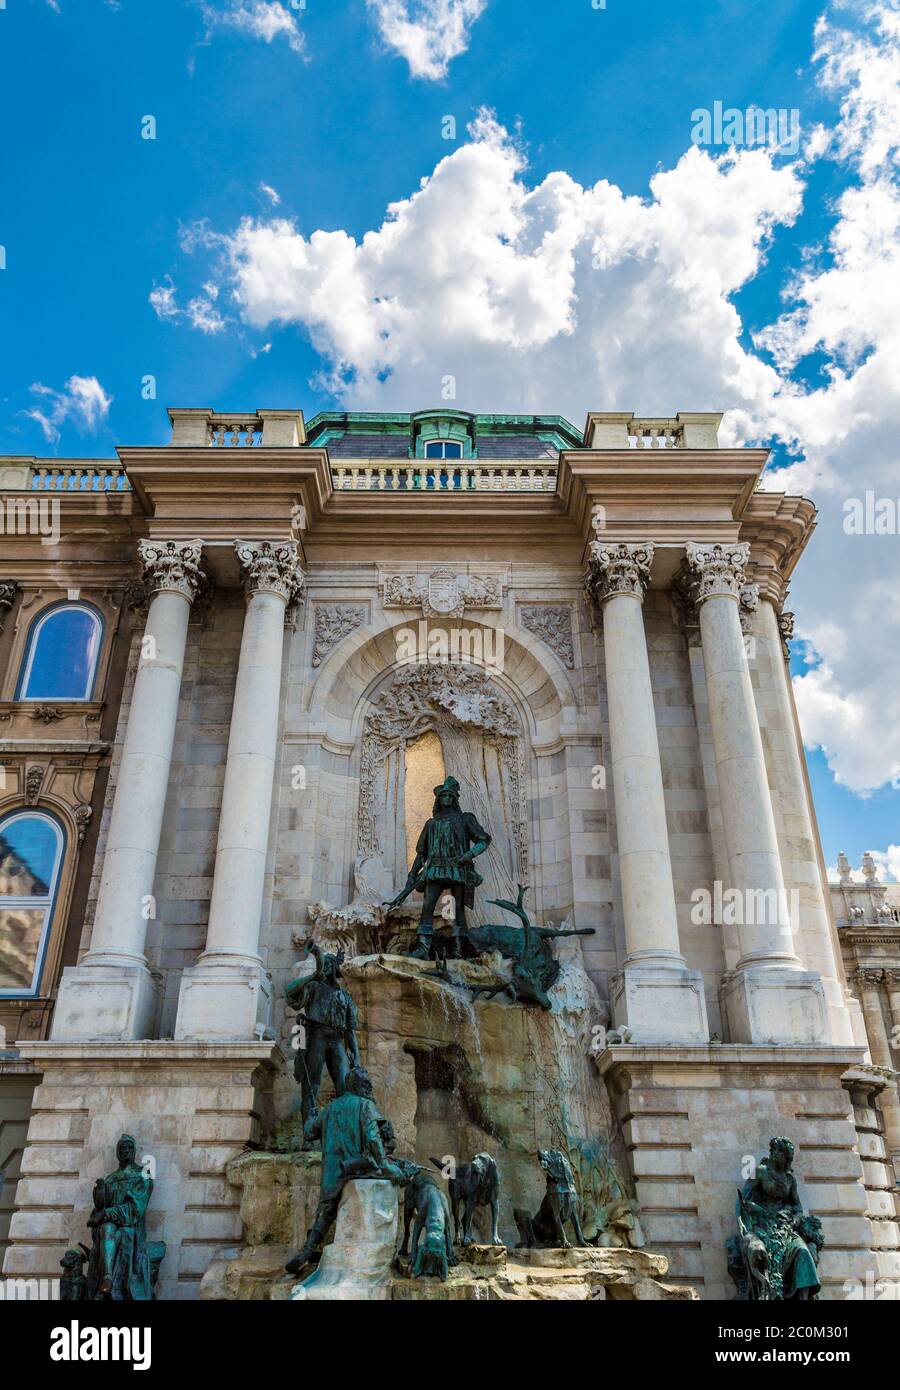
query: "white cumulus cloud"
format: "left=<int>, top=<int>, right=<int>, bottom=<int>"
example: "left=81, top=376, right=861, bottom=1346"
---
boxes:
left=150, top=277, right=225, bottom=333
left=199, top=1, right=305, bottom=56
left=157, top=1, right=900, bottom=795
left=366, top=0, right=488, bottom=80
left=21, top=376, right=112, bottom=445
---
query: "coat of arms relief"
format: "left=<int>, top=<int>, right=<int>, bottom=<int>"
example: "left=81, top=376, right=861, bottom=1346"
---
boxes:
left=381, top=566, right=505, bottom=619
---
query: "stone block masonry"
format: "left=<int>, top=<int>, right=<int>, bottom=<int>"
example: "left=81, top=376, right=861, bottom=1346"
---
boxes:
left=2, top=1042, right=281, bottom=1301
left=598, top=1044, right=897, bottom=1300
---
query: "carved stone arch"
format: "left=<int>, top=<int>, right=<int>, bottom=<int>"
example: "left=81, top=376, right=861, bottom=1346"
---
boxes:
left=308, top=613, right=574, bottom=740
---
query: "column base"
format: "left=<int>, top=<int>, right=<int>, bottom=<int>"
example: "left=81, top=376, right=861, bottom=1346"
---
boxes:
left=611, top=962, right=709, bottom=1044
left=175, top=957, right=273, bottom=1041
left=52, top=961, right=161, bottom=1041
left=721, top=966, right=829, bottom=1044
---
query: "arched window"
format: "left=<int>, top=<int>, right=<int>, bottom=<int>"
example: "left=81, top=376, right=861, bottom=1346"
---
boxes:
left=424, top=440, right=463, bottom=460
left=0, top=811, right=65, bottom=995
left=17, top=603, right=102, bottom=700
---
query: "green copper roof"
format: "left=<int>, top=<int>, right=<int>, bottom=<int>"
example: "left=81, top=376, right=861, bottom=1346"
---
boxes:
left=305, top=409, right=584, bottom=455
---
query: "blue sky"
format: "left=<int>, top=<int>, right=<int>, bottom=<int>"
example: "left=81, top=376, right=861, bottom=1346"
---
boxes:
left=1, top=0, right=899, bottom=874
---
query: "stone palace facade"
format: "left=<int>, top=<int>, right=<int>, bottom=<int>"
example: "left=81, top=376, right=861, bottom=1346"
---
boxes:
left=0, top=406, right=897, bottom=1299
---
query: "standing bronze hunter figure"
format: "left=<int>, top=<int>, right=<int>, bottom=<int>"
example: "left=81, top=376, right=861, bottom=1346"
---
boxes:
left=387, top=775, right=491, bottom=959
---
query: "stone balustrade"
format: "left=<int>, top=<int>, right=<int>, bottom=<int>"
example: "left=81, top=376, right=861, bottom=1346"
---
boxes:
left=168, top=408, right=306, bottom=447
left=208, top=415, right=263, bottom=448
left=584, top=411, right=723, bottom=449
left=332, top=461, right=558, bottom=492
left=626, top=418, right=685, bottom=449
left=29, top=464, right=131, bottom=492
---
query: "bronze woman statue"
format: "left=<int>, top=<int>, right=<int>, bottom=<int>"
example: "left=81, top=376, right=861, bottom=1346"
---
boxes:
left=85, top=1134, right=155, bottom=1300
left=728, top=1136, right=823, bottom=1300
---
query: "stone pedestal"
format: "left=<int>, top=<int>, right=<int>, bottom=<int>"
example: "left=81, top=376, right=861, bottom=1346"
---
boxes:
left=598, top=1044, right=881, bottom=1300
left=2, top=1042, right=281, bottom=1301
left=720, top=966, right=829, bottom=1047
left=612, top=963, right=709, bottom=1045
left=292, top=1180, right=397, bottom=1301
left=51, top=961, right=162, bottom=1044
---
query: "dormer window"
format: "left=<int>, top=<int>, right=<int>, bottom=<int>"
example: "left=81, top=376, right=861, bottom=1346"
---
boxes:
left=424, top=441, right=463, bottom=460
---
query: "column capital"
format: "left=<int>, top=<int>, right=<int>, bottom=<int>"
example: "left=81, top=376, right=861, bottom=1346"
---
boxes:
left=587, top=541, right=654, bottom=604
left=778, top=609, right=795, bottom=659
left=855, top=966, right=886, bottom=989
left=684, top=541, right=750, bottom=603
left=138, top=539, right=205, bottom=602
left=235, top=539, right=305, bottom=605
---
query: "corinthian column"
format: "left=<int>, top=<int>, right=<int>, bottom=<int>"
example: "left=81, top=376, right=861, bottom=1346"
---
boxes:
left=685, top=542, right=828, bottom=1044
left=587, top=542, right=708, bottom=1043
left=176, top=541, right=304, bottom=1040
left=53, top=540, right=205, bottom=1040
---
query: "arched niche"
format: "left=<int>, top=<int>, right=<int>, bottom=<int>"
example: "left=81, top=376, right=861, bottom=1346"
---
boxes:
left=356, top=664, right=528, bottom=916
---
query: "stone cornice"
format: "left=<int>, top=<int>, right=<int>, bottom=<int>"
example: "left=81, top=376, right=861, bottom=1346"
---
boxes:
left=119, top=445, right=334, bottom=557
left=556, top=448, right=766, bottom=552
left=738, top=492, right=817, bottom=605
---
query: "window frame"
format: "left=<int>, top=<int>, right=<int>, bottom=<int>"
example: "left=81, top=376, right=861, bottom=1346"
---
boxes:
left=423, top=440, right=464, bottom=461
left=15, top=601, right=104, bottom=702
left=0, top=809, right=66, bottom=998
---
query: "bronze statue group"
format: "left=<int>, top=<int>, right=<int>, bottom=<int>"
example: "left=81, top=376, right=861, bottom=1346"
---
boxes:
left=57, top=778, right=824, bottom=1299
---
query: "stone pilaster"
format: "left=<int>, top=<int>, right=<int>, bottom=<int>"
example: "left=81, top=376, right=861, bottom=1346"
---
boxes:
left=175, top=542, right=304, bottom=1041
left=586, top=542, right=708, bottom=1043
left=53, top=540, right=206, bottom=1042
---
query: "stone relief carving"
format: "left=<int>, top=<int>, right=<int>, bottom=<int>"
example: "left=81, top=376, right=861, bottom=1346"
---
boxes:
left=0, top=580, right=18, bottom=632
left=778, top=610, right=795, bottom=658
left=29, top=706, right=66, bottom=724
left=312, top=604, right=366, bottom=667
left=519, top=605, right=575, bottom=668
left=24, top=765, right=45, bottom=805
left=75, top=803, right=93, bottom=844
left=738, top=582, right=760, bottom=636
left=381, top=567, right=504, bottom=620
